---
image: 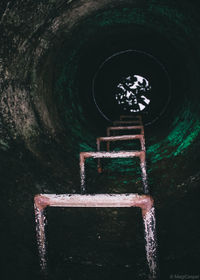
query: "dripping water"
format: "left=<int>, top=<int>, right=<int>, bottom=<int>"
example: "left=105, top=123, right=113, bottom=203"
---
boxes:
left=143, top=206, right=158, bottom=279
left=34, top=203, right=48, bottom=276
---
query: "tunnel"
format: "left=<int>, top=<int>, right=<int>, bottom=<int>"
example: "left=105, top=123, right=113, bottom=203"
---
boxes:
left=1, top=0, right=200, bottom=279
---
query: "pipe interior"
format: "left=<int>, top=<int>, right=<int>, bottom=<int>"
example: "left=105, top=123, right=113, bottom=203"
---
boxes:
left=1, top=1, right=200, bottom=279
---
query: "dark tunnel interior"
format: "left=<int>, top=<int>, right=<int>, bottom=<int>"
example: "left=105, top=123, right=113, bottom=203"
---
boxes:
left=1, top=1, right=200, bottom=279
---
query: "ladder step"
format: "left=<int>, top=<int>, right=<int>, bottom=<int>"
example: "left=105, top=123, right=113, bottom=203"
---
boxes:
left=97, top=134, right=145, bottom=152
left=113, top=120, right=142, bottom=126
left=34, top=193, right=158, bottom=279
left=97, top=135, right=144, bottom=141
left=79, top=151, right=148, bottom=194
left=80, top=150, right=145, bottom=159
left=34, top=193, right=152, bottom=209
left=107, top=125, right=144, bottom=136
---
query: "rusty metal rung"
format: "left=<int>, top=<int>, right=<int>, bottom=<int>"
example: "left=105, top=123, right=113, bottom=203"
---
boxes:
left=80, top=150, right=145, bottom=159
left=35, top=193, right=151, bottom=210
left=113, top=120, right=143, bottom=126
left=34, top=193, right=158, bottom=279
left=107, top=125, right=144, bottom=136
left=96, top=135, right=146, bottom=173
left=80, top=151, right=148, bottom=194
left=97, top=134, right=145, bottom=152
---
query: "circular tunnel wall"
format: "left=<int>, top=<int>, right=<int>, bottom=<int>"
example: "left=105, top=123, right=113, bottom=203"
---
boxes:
left=1, top=0, right=200, bottom=279
left=50, top=1, right=200, bottom=177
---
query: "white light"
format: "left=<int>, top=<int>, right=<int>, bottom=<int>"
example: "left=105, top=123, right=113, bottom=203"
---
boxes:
left=139, top=103, right=145, bottom=111
left=141, top=95, right=150, bottom=104
left=126, top=91, right=132, bottom=98
left=115, top=74, right=151, bottom=113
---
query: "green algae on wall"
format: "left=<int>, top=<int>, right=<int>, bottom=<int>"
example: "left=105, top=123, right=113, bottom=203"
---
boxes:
left=147, top=106, right=200, bottom=163
left=54, top=0, right=200, bottom=179
left=174, top=120, right=200, bottom=155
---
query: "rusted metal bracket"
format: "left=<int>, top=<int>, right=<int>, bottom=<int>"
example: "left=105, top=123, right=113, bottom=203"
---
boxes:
left=96, top=135, right=146, bottom=173
left=113, top=120, right=142, bottom=126
left=107, top=126, right=144, bottom=137
left=97, top=134, right=145, bottom=153
left=34, top=193, right=158, bottom=279
left=80, top=151, right=148, bottom=194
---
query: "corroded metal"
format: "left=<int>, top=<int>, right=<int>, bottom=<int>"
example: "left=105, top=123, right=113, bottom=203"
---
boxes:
left=113, top=120, right=142, bottom=126
left=143, top=206, right=158, bottom=279
left=80, top=151, right=149, bottom=193
left=107, top=125, right=144, bottom=137
left=34, top=201, right=47, bottom=274
left=34, top=193, right=152, bottom=211
left=139, top=151, right=149, bottom=194
left=97, top=135, right=146, bottom=173
left=80, top=150, right=145, bottom=159
left=34, top=194, right=158, bottom=279
left=97, top=134, right=145, bottom=152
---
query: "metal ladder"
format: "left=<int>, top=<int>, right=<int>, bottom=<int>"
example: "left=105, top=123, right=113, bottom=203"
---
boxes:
left=34, top=115, right=159, bottom=279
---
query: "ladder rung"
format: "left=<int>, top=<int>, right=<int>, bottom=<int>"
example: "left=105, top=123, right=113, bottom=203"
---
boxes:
left=97, top=135, right=145, bottom=152
left=97, top=134, right=144, bottom=141
left=80, top=150, right=145, bottom=159
left=113, top=120, right=142, bottom=125
left=34, top=193, right=152, bottom=210
left=107, top=126, right=144, bottom=135
left=34, top=193, right=158, bottom=279
left=79, top=151, right=148, bottom=194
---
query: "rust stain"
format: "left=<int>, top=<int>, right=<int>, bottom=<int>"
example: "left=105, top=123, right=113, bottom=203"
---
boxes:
left=34, top=194, right=50, bottom=211
left=96, top=134, right=145, bottom=152
left=113, top=120, right=142, bottom=126
left=107, top=125, right=144, bottom=136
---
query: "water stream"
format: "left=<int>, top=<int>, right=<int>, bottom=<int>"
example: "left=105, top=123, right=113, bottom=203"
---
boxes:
left=34, top=203, right=47, bottom=275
